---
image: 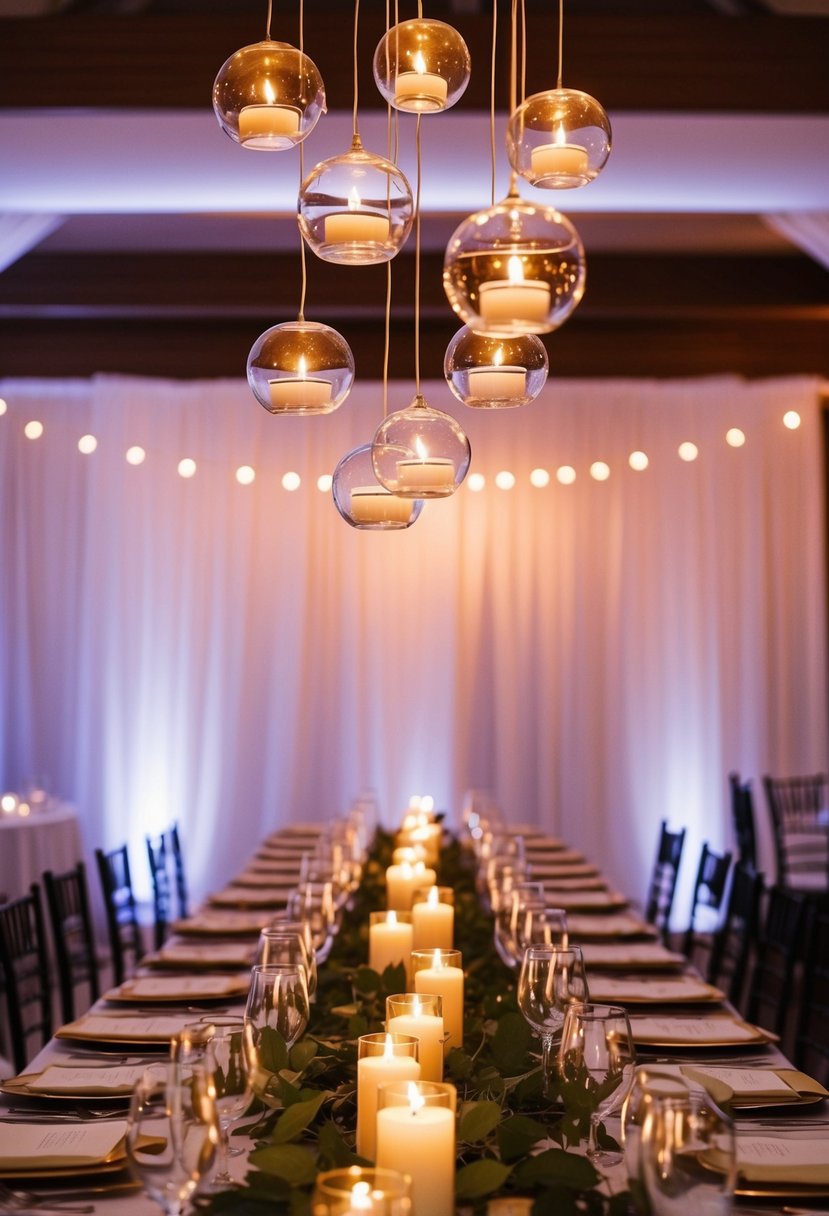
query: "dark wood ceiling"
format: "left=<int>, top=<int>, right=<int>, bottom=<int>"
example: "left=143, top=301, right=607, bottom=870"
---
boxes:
left=1, top=4, right=828, bottom=380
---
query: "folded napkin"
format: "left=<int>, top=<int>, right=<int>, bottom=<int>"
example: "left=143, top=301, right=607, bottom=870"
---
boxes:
left=174, top=911, right=269, bottom=935
left=541, top=890, right=627, bottom=909
left=109, top=974, right=248, bottom=1000
left=24, top=1064, right=148, bottom=1095
left=732, top=1137, right=829, bottom=1185
left=57, top=1013, right=194, bottom=1042
left=567, top=912, right=655, bottom=939
left=629, top=1014, right=769, bottom=1046
left=209, top=886, right=292, bottom=907
left=581, top=942, right=684, bottom=969
left=0, top=1120, right=127, bottom=1171
left=156, top=941, right=254, bottom=967
left=588, top=976, right=722, bottom=1003
left=682, top=1065, right=828, bottom=1107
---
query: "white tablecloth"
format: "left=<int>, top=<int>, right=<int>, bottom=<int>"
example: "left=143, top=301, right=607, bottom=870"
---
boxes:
left=0, top=800, right=83, bottom=902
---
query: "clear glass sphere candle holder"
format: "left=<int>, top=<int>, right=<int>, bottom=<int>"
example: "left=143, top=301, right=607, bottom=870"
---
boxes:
left=444, top=326, right=549, bottom=408
left=443, top=193, right=586, bottom=336
left=373, top=18, right=471, bottom=113
left=312, top=1166, right=413, bottom=1216
left=371, top=396, right=471, bottom=499
left=332, top=444, right=424, bottom=532
left=506, top=88, right=612, bottom=188
left=212, top=40, right=326, bottom=150
left=299, top=138, right=413, bottom=265
left=247, top=320, right=354, bottom=415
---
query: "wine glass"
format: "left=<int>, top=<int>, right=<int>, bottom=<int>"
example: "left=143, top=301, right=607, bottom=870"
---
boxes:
left=256, top=927, right=318, bottom=1000
left=557, top=1002, right=636, bottom=1168
left=203, top=1018, right=252, bottom=1187
left=493, top=884, right=545, bottom=968
left=288, top=881, right=337, bottom=962
left=126, top=1061, right=218, bottom=1216
left=244, top=963, right=310, bottom=1108
left=635, top=1090, right=736, bottom=1216
left=517, top=944, right=589, bottom=1095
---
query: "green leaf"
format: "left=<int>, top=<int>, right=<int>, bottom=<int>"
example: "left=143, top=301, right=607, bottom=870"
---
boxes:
left=272, top=1091, right=329, bottom=1143
left=491, top=1013, right=532, bottom=1075
left=497, top=1114, right=548, bottom=1163
left=290, top=1039, right=319, bottom=1072
left=514, top=1147, right=600, bottom=1190
left=353, top=967, right=381, bottom=994
left=446, top=1049, right=474, bottom=1080
left=248, top=1144, right=318, bottom=1187
left=381, top=961, right=406, bottom=993
left=317, top=1119, right=364, bottom=1169
left=455, top=1159, right=513, bottom=1200
left=459, top=1099, right=503, bottom=1143
left=347, top=1014, right=369, bottom=1039
left=257, top=1025, right=290, bottom=1074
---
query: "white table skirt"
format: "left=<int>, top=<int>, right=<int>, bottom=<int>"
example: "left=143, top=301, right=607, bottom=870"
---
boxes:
left=0, top=800, right=84, bottom=902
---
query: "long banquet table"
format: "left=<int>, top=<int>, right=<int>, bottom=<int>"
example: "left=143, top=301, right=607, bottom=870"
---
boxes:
left=2, top=817, right=828, bottom=1215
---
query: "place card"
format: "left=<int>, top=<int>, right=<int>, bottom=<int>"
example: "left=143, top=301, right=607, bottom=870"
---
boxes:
left=56, top=1013, right=194, bottom=1042
left=681, top=1065, right=828, bottom=1106
left=628, top=1014, right=771, bottom=1046
left=107, top=974, right=249, bottom=1001
left=0, top=1120, right=127, bottom=1170
left=733, top=1136, right=829, bottom=1184
left=587, top=975, right=723, bottom=1004
left=27, top=1064, right=148, bottom=1095
left=154, top=941, right=254, bottom=967
left=580, top=942, right=685, bottom=969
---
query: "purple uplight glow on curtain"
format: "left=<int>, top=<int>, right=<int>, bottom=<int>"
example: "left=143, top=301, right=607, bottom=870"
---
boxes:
left=0, top=374, right=826, bottom=920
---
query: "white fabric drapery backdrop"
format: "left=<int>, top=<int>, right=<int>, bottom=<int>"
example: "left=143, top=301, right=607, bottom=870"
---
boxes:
left=1, top=373, right=826, bottom=919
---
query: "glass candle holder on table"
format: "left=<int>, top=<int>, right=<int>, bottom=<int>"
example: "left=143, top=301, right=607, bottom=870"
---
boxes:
left=312, top=1166, right=412, bottom=1216
left=385, top=993, right=445, bottom=1083
left=375, top=1081, right=456, bottom=1216
left=411, top=949, right=464, bottom=1050
left=356, top=1032, right=420, bottom=1162
left=369, top=911, right=414, bottom=981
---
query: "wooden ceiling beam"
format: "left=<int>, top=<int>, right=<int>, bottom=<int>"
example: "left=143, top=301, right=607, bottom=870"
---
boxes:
left=0, top=12, right=827, bottom=113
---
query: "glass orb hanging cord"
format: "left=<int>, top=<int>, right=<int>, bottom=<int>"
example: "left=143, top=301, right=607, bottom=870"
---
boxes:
left=213, top=40, right=326, bottom=150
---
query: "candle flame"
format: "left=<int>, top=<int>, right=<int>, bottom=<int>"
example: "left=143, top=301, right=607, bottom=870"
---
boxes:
left=432, top=947, right=443, bottom=967
left=388, top=910, right=398, bottom=925
left=554, top=123, right=566, bottom=146
left=383, top=1033, right=395, bottom=1059
left=494, top=347, right=504, bottom=368
left=348, top=186, right=362, bottom=212
left=413, top=50, right=427, bottom=75
left=350, top=1181, right=373, bottom=1211
left=401, top=861, right=414, bottom=876
left=427, top=885, right=440, bottom=906
left=507, top=256, right=525, bottom=285
left=297, top=354, right=307, bottom=380
left=264, top=79, right=276, bottom=105
left=407, top=1081, right=426, bottom=1113
left=414, top=436, right=429, bottom=461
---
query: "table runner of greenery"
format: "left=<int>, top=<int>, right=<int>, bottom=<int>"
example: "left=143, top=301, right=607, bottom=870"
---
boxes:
left=198, top=830, right=631, bottom=1216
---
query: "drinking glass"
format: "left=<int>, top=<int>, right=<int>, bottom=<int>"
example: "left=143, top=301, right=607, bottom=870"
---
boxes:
left=557, top=1002, right=636, bottom=1168
left=517, top=944, right=589, bottom=1095
left=635, top=1091, right=736, bottom=1216
left=517, top=905, right=569, bottom=954
left=126, top=1061, right=218, bottom=1216
left=256, top=927, right=317, bottom=999
left=288, top=880, right=337, bottom=962
left=244, top=963, right=310, bottom=1108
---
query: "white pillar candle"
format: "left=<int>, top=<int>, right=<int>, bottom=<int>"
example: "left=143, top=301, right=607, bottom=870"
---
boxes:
left=531, top=141, right=589, bottom=181
left=356, top=1036, right=420, bottom=1162
left=350, top=488, right=411, bottom=526
left=384, top=1001, right=442, bottom=1079
left=467, top=364, right=527, bottom=402
left=376, top=1084, right=455, bottom=1216
left=395, top=457, right=455, bottom=494
left=369, top=911, right=414, bottom=978
left=386, top=862, right=436, bottom=912
left=393, top=53, right=448, bottom=112
left=238, top=104, right=300, bottom=148
left=412, top=888, right=454, bottom=952
left=408, top=822, right=441, bottom=866
left=478, top=255, right=551, bottom=329
left=413, top=950, right=464, bottom=1049
left=324, top=211, right=391, bottom=244
left=392, top=845, right=428, bottom=865
left=268, top=356, right=332, bottom=411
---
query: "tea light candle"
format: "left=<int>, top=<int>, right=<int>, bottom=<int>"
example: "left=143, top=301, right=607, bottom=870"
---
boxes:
left=531, top=140, right=589, bottom=182
left=395, top=457, right=455, bottom=494
left=268, top=356, right=331, bottom=411
left=467, top=364, right=527, bottom=402
left=238, top=103, right=301, bottom=148
left=394, top=52, right=448, bottom=112
left=413, top=949, right=464, bottom=1049
left=369, top=911, right=414, bottom=978
left=325, top=187, right=391, bottom=245
left=478, top=256, right=551, bottom=328
left=376, top=1083, right=455, bottom=1216
left=412, top=887, right=454, bottom=951
left=386, top=861, right=436, bottom=912
left=356, top=1034, right=420, bottom=1162
left=386, top=995, right=445, bottom=1083
left=350, top=488, right=411, bottom=526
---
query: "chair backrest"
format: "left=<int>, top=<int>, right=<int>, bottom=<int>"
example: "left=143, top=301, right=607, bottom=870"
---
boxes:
left=707, top=861, right=764, bottom=1009
left=95, top=844, right=143, bottom=986
left=794, top=900, right=829, bottom=1085
left=42, top=861, right=100, bottom=1024
left=683, top=842, right=732, bottom=959
left=762, top=772, right=829, bottom=891
left=0, top=884, right=52, bottom=1073
left=645, top=820, right=686, bottom=940
left=728, top=772, right=757, bottom=869
left=146, top=832, right=173, bottom=951
left=745, top=884, right=808, bottom=1039
left=169, top=822, right=189, bottom=920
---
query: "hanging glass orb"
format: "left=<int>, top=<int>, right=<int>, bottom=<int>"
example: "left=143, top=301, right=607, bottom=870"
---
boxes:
left=213, top=40, right=326, bottom=150
left=298, top=137, right=414, bottom=266
left=507, top=88, right=612, bottom=188
left=371, top=395, right=471, bottom=499
left=332, top=444, right=424, bottom=531
left=443, top=192, right=585, bottom=337
left=247, top=321, right=354, bottom=415
left=373, top=18, right=471, bottom=114
left=444, top=326, right=548, bottom=409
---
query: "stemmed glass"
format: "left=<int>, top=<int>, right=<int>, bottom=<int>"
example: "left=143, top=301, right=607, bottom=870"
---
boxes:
left=517, top=944, right=589, bottom=1095
left=244, top=963, right=310, bottom=1108
left=126, top=1061, right=218, bottom=1216
left=205, top=1019, right=252, bottom=1187
left=256, top=927, right=318, bottom=1000
left=288, top=881, right=337, bottom=962
left=557, top=1002, right=636, bottom=1168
